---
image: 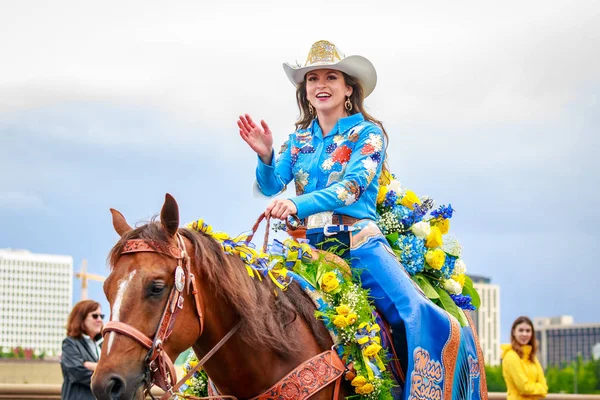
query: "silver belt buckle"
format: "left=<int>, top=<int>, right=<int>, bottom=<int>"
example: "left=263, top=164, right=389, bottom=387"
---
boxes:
left=306, top=211, right=333, bottom=229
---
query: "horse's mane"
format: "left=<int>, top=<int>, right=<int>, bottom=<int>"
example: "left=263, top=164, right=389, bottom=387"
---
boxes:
left=108, top=219, right=328, bottom=358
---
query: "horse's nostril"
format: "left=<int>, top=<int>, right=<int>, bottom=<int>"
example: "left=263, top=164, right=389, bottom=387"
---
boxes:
left=107, top=375, right=125, bottom=399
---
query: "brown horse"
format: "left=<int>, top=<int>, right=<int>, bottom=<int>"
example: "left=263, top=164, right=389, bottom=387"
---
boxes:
left=91, top=194, right=351, bottom=400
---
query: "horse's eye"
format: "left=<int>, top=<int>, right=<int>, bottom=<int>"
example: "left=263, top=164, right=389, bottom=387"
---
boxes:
left=149, top=282, right=166, bottom=296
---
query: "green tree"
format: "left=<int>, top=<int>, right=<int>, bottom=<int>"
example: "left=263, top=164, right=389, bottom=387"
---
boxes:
left=546, top=358, right=600, bottom=394
left=485, top=365, right=506, bottom=392
left=577, top=357, right=598, bottom=393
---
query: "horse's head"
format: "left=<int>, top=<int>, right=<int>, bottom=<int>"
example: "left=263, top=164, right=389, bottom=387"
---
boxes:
left=92, top=194, right=202, bottom=400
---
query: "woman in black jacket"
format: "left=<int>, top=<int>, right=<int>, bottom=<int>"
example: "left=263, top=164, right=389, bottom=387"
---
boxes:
left=60, top=300, right=104, bottom=400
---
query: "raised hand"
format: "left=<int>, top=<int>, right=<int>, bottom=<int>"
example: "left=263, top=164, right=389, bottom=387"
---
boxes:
left=238, top=114, right=274, bottom=163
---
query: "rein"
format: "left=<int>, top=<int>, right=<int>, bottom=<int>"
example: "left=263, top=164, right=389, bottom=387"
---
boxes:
left=104, top=215, right=345, bottom=399
left=102, top=233, right=240, bottom=400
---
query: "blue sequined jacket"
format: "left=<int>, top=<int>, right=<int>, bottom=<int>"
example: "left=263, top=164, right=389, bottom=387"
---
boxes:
left=256, top=113, right=384, bottom=220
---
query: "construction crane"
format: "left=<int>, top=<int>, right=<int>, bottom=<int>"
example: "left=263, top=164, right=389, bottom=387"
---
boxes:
left=74, top=259, right=106, bottom=300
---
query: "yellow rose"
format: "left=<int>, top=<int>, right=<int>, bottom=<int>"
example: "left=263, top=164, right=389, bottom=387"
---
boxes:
left=351, top=375, right=367, bottom=387
left=364, top=343, right=382, bottom=357
left=335, top=305, right=351, bottom=316
left=425, top=249, right=446, bottom=270
left=437, top=218, right=450, bottom=234
left=358, top=383, right=374, bottom=394
left=333, top=315, right=348, bottom=328
left=376, top=185, right=388, bottom=205
left=346, top=313, right=358, bottom=325
left=400, top=190, right=421, bottom=210
left=321, top=272, right=340, bottom=293
left=189, top=360, right=198, bottom=368
left=453, top=273, right=466, bottom=289
left=425, top=226, right=443, bottom=248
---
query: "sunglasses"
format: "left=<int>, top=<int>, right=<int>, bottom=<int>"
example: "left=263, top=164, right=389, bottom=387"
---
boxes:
left=91, top=313, right=105, bottom=320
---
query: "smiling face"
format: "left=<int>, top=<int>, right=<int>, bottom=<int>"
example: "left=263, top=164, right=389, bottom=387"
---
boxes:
left=513, top=322, right=533, bottom=346
left=305, top=69, right=353, bottom=117
left=83, top=306, right=104, bottom=338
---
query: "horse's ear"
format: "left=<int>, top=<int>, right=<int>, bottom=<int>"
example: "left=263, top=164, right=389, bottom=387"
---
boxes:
left=160, top=193, right=179, bottom=237
left=110, top=208, right=133, bottom=237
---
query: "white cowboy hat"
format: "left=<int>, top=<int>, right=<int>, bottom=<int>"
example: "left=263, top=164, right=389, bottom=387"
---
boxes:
left=283, top=40, right=377, bottom=98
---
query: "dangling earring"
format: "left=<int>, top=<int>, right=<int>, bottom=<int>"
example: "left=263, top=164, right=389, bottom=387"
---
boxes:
left=345, top=97, right=353, bottom=112
left=308, top=103, right=314, bottom=116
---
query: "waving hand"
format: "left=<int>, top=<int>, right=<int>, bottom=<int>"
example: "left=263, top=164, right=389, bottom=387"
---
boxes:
left=238, top=114, right=274, bottom=163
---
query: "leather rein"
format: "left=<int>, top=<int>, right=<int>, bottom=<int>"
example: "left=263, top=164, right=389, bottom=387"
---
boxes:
left=102, top=233, right=241, bottom=400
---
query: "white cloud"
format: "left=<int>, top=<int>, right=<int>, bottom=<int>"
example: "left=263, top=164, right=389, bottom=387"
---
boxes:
left=1, top=0, right=598, bottom=132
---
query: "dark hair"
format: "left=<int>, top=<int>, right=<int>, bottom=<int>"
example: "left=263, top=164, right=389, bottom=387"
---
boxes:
left=510, top=316, right=537, bottom=361
left=66, top=300, right=102, bottom=339
left=294, top=71, right=390, bottom=182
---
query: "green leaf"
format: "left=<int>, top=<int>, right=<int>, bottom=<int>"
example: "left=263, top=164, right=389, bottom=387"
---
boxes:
left=457, top=308, right=470, bottom=328
left=462, top=275, right=481, bottom=309
left=413, top=274, right=439, bottom=300
left=435, top=287, right=468, bottom=327
left=386, top=232, right=399, bottom=244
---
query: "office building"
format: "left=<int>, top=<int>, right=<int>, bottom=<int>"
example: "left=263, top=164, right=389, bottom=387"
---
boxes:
left=0, top=249, right=73, bottom=356
left=535, top=316, right=600, bottom=368
left=470, top=275, right=501, bottom=366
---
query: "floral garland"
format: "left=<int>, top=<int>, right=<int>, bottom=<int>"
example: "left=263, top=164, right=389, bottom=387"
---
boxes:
left=375, top=172, right=480, bottom=326
left=182, top=219, right=396, bottom=399
left=177, top=351, right=208, bottom=398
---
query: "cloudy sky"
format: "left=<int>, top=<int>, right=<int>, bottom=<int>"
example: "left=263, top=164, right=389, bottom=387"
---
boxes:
left=1, top=0, right=598, bottom=343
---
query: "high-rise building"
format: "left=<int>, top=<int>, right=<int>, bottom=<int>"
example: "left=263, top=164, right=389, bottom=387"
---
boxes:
left=534, top=316, right=600, bottom=368
left=0, top=249, right=73, bottom=357
left=470, top=275, right=501, bottom=366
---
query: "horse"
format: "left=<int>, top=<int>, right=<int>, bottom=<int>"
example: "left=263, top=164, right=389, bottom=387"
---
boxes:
left=91, top=194, right=352, bottom=400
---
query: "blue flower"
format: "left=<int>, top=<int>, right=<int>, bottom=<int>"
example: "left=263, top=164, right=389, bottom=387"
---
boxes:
left=383, top=190, right=398, bottom=209
left=396, top=234, right=426, bottom=275
left=299, top=145, right=316, bottom=154
left=450, top=294, right=476, bottom=310
left=431, top=204, right=454, bottom=219
left=396, top=198, right=433, bottom=228
left=441, top=254, right=457, bottom=279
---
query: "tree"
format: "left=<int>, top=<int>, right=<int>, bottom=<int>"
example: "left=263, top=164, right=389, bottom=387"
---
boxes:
left=485, top=365, right=506, bottom=392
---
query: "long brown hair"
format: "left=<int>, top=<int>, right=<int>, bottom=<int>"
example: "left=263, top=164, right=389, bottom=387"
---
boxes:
left=294, top=71, right=390, bottom=181
left=510, top=316, right=537, bottom=361
left=66, top=299, right=102, bottom=339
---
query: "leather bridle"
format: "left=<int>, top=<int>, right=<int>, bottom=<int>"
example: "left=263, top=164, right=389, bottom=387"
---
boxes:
left=102, top=233, right=239, bottom=400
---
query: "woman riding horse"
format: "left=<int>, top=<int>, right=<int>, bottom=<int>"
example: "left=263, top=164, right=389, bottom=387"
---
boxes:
left=239, top=40, right=487, bottom=399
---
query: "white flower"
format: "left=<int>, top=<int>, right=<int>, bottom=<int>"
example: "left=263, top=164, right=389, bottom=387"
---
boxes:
left=410, top=221, right=431, bottom=239
left=322, top=159, right=334, bottom=170
left=336, top=187, right=356, bottom=206
left=442, top=279, right=462, bottom=295
left=441, top=235, right=462, bottom=257
left=367, top=133, right=383, bottom=151
left=361, top=157, right=378, bottom=173
left=388, top=179, right=403, bottom=194
left=454, top=259, right=467, bottom=275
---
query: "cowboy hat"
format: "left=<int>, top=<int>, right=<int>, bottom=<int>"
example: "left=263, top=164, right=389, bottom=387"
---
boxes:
left=283, top=40, right=377, bottom=97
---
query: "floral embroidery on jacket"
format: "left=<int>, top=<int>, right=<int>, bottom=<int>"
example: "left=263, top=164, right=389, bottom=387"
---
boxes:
left=255, top=113, right=385, bottom=220
left=295, top=169, right=309, bottom=195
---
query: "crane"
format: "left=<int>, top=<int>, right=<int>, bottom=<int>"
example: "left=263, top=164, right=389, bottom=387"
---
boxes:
left=74, top=259, right=106, bottom=301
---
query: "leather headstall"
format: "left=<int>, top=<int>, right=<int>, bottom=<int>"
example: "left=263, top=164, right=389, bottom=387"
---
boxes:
left=102, top=234, right=213, bottom=399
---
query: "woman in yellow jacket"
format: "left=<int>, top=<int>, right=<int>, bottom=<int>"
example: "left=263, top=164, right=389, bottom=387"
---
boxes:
left=501, top=316, right=548, bottom=400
